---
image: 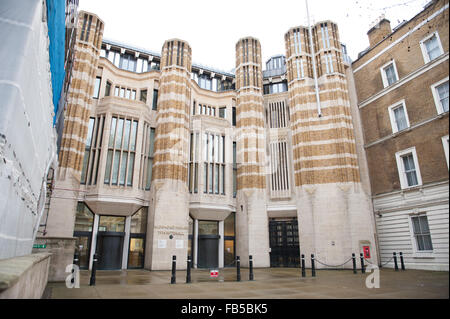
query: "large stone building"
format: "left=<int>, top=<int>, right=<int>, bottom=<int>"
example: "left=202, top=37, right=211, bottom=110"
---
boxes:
left=352, top=0, right=449, bottom=270
left=37, top=8, right=380, bottom=278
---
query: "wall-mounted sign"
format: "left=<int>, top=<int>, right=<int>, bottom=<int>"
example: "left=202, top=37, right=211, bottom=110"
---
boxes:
left=158, top=239, right=167, bottom=249
left=176, top=240, right=184, bottom=249
left=210, top=270, right=219, bottom=278
left=33, top=244, right=46, bottom=249
left=363, top=246, right=371, bottom=259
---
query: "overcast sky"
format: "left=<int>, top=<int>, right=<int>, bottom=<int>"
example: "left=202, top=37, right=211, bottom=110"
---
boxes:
left=78, top=0, right=430, bottom=73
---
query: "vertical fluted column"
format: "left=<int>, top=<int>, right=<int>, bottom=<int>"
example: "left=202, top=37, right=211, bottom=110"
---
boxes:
left=285, top=22, right=360, bottom=187
left=59, top=12, right=104, bottom=179
left=235, top=37, right=270, bottom=267
left=151, top=39, right=192, bottom=186
left=147, top=39, right=192, bottom=270
left=235, top=37, right=266, bottom=191
left=285, top=21, right=377, bottom=268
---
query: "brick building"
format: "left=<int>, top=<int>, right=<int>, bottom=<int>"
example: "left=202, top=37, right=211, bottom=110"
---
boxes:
left=352, top=0, right=449, bottom=270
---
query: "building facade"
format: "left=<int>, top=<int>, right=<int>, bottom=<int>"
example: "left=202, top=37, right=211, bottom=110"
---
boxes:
left=38, top=9, right=379, bottom=276
left=352, top=0, right=449, bottom=270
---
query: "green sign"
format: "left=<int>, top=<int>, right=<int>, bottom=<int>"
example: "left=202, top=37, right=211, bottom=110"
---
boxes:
left=33, top=244, right=47, bottom=249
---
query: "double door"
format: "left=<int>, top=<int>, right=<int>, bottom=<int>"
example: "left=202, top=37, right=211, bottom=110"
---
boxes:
left=269, top=219, right=300, bottom=267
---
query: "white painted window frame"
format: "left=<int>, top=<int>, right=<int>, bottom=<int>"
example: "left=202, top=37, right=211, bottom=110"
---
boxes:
left=395, top=147, right=423, bottom=189
left=388, top=99, right=410, bottom=133
left=380, top=60, right=399, bottom=88
left=407, top=212, right=434, bottom=258
left=431, top=76, right=449, bottom=115
left=442, top=135, right=449, bottom=169
left=419, top=31, right=444, bottom=64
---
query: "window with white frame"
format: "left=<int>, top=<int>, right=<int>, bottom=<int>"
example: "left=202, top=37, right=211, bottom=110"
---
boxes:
left=395, top=147, right=422, bottom=189
left=410, top=214, right=433, bottom=252
left=388, top=100, right=410, bottom=133
left=380, top=60, right=399, bottom=88
left=420, top=32, right=444, bottom=64
left=442, top=135, right=449, bottom=169
left=431, top=77, right=449, bottom=114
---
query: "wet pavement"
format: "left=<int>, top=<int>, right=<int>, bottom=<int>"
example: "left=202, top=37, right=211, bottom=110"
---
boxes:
left=46, top=267, right=449, bottom=299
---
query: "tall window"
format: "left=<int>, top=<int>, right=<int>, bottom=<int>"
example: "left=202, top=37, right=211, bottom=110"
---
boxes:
left=219, top=107, right=226, bottom=119
left=203, top=133, right=225, bottom=195
left=104, top=117, right=138, bottom=186
left=381, top=61, right=398, bottom=87
left=105, top=81, right=111, bottom=96
left=140, top=123, right=155, bottom=190
left=232, top=107, right=236, bottom=126
left=420, top=32, right=443, bottom=63
left=324, top=54, right=334, bottom=74
left=268, top=101, right=289, bottom=128
left=269, top=140, right=290, bottom=198
left=395, top=147, right=422, bottom=189
left=388, top=100, right=409, bottom=133
left=431, top=79, right=449, bottom=114
left=120, top=53, right=137, bottom=72
left=152, top=89, right=158, bottom=110
left=187, top=132, right=199, bottom=193
left=140, top=89, right=147, bottom=103
left=411, top=215, right=433, bottom=251
left=93, top=77, right=101, bottom=99
left=80, top=115, right=105, bottom=185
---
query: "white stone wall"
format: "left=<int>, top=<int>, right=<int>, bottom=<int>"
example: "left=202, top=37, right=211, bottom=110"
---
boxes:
left=0, top=0, right=57, bottom=259
left=374, top=181, right=449, bottom=271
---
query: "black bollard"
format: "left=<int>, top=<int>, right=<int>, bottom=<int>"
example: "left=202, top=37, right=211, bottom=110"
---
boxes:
left=301, top=254, right=306, bottom=278
left=249, top=255, right=254, bottom=281
left=360, top=253, right=365, bottom=274
left=393, top=252, right=399, bottom=271
left=236, top=256, right=241, bottom=282
left=311, top=254, right=316, bottom=277
left=352, top=253, right=357, bottom=274
left=186, top=255, right=192, bottom=283
left=89, top=253, right=98, bottom=286
left=399, top=252, right=405, bottom=271
left=171, top=255, right=177, bottom=284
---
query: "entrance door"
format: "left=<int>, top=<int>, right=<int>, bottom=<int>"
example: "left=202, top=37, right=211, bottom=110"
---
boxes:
left=198, top=235, right=219, bottom=268
left=269, top=219, right=300, bottom=267
left=96, top=232, right=124, bottom=270
left=73, top=231, right=92, bottom=269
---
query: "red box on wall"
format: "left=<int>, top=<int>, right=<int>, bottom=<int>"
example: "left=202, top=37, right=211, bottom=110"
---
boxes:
left=363, top=246, right=371, bottom=259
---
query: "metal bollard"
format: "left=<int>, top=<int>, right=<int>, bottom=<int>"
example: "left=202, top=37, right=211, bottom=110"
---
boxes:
left=311, top=254, right=316, bottom=277
left=72, top=252, right=79, bottom=284
left=352, top=253, right=357, bottom=274
left=186, top=255, right=192, bottom=283
left=301, top=254, right=306, bottom=278
left=360, top=253, right=365, bottom=274
left=249, top=255, right=254, bottom=281
left=89, top=253, right=98, bottom=286
left=236, top=256, right=241, bottom=282
left=171, top=255, right=177, bottom=284
left=399, top=252, right=405, bottom=271
left=393, top=252, right=399, bottom=271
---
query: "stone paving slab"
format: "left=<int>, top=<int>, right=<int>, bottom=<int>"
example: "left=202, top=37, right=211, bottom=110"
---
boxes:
left=46, top=268, right=449, bottom=299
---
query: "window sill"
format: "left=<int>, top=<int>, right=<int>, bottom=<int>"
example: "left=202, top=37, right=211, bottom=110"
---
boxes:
left=412, top=252, right=434, bottom=259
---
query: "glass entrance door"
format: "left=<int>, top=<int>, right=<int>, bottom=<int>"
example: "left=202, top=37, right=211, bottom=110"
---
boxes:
left=96, top=216, right=125, bottom=270
left=197, top=221, right=219, bottom=268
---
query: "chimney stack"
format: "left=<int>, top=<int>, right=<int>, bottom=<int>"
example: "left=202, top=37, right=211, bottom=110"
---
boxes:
left=367, top=18, right=392, bottom=47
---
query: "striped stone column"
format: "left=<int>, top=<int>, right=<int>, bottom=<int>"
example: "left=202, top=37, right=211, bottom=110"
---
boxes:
left=285, top=22, right=377, bottom=267
left=235, top=37, right=270, bottom=267
left=147, top=39, right=192, bottom=270
left=285, top=22, right=359, bottom=187
left=58, top=12, right=104, bottom=180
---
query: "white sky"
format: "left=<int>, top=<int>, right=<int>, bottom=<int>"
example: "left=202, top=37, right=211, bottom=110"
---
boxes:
left=78, top=0, right=430, bottom=73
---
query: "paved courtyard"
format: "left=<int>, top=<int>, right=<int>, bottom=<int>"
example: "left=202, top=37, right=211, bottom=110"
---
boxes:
left=45, top=267, right=448, bottom=299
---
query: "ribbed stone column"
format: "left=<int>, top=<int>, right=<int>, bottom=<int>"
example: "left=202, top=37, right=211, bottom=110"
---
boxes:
left=146, top=39, right=192, bottom=270
left=235, top=37, right=270, bottom=267
left=59, top=12, right=104, bottom=180
left=285, top=22, right=377, bottom=267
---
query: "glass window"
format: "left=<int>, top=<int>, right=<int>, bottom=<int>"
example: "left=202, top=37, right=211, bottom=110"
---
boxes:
left=219, top=107, right=226, bottom=118
left=98, top=216, right=125, bottom=232
left=105, top=81, right=111, bottom=96
left=74, top=202, right=94, bottom=232
left=198, top=221, right=218, bottom=235
left=81, top=118, right=95, bottom=184
left=232, top=107, right=236, bottom=126
left=411, top=215, right=433, bottom=251
left=436, top=81, right=449, bottom=113
left=140, top=89, right=147, bottom=103
left=402, top=154, right=418, bottom=187
left=392, top=104, right=408, bottom=132
left=383, top=63, right=398, bottom=86
left=152, top=89, right=158, bottom=110
left=93, top=77, right=101, bottom=99
left=423, top=34, right=442, bottom=62
left=130, top=208, right=148, bottom=234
